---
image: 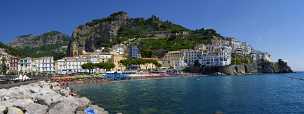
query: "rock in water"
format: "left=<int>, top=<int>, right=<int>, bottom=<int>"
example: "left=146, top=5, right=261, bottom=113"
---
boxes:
left=7, top=107, right=24, bottom=114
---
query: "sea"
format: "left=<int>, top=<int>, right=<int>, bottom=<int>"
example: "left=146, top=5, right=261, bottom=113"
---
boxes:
left=70, top=72, right=304, bottom=114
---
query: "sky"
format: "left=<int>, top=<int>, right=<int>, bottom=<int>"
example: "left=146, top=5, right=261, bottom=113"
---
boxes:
left=0, top=0, right=303, bottom=71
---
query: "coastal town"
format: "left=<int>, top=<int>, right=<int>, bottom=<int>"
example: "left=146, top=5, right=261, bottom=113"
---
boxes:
left=0, top=2, right=300, bottom=113
left=1, top=36, right=273, bottom=77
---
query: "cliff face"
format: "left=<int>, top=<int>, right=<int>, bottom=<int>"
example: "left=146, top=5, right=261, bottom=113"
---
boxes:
left=68, top=12, right=129, bottom=56
left=9, top=31, right=69, bottom=48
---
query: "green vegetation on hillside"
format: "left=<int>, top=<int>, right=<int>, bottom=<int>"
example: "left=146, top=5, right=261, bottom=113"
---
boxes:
left=137, top=28, right=222, bottom=58
left=15, top=43, right=67, bottom=60
left=231, top=54, right=253, bottom=65
left=117, top=15, right=189, bottom=39
left=8, top=31, right=70, bottom=60
left=0, top=42, right=22, bottom=56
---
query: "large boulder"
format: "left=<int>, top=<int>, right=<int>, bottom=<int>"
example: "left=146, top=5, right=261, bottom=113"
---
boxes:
left=47, top=102, right=76, bottom=114
left=4, top=87, right=33, bottom=100
left=0, top=106, right=6, bottom=114
left=24, top=103, right=48, bottom=114
left=35, top=93, right=64, bottom=106
left=47, top=97, right=91, bottom=114
left=7, top=107, right=24, bottom=114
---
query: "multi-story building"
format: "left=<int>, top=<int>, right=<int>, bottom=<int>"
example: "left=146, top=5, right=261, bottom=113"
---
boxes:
left=161, top=51, right=187, bottom=69
left=200, top=45, right=232, bottom=66
left=162, top=45, right=232, bottom=68
left=111, top=51, right=127, bottom=71
left=112, top=44, right=127, bottom=55
left=32, top=57, right=55, bottom=74
left=18, top=57, right=33, bottom=74
left=56, top=51, right=114, bottom=74
left=8, top=56, right=19, bottom=74
left=180, top=49, right=203, bottom=66
left=56, top=57, right=89, bottom=74
left=128, top=46, right=141, bottom=58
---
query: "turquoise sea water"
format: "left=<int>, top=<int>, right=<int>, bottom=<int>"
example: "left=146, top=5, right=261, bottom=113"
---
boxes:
left=71, top=73, right=304, bottom=114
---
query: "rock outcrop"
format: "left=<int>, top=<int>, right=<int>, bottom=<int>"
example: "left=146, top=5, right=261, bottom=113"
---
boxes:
left=221, top=64, right=258, bottom=75
left=0, top=81, right=111, bottom=114
left=68, top=11, right=129, bottom=56
left=201, top=59, right=293, bottom=75
left=9, top=31, right=69, bottom=48
left=257, top=59, right=293, bottom=73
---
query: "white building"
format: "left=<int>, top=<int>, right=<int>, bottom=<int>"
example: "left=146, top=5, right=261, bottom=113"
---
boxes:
left=200, top=45, right=232, bottom=66
left=181, top=49, right=203, bottom=66
left=162, top=44, right=232, bottom=68
left=56, top=57, right=89, bottom=74
left=32, top=57, right=55, bottom=74
left=161, top=51, right=187, bottom=70
left=56, top=53, right=113, bottom=74
left=18, top=57, right=33, bottom=74
left=112, top=44, right=127, bottom=55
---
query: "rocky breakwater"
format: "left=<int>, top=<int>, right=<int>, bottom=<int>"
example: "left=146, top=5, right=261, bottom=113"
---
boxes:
left=0, top=81, right=110, bottom=114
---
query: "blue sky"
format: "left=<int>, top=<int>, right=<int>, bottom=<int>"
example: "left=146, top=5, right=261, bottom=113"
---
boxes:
left=0, top=0, right=303, bottom=71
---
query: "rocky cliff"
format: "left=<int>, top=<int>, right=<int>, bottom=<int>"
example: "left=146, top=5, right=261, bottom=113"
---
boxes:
left=257, top=59, right=293, bottom=73
left=68, top=11, right=129, bottom=56
left=9, top=31, right=69, bottom=48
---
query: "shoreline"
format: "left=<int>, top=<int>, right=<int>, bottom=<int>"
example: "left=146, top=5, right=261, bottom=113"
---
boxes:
left=52, top=72, right=296, bottom=87
left=58, top=73, right=205, bottom=86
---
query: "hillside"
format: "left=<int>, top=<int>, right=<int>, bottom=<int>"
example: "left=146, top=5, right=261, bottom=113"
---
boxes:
left=68, top=11, right=199, bottom=56
left=8, top=31, right=70, bottom=60
left=0, top=42, right=21, bottom=56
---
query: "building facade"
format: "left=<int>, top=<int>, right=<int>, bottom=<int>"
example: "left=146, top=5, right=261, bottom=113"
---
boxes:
left=32, top=57, right=55, bottom=74
left=128, top=46, right=141, bottom=58
left=200, top=45, right=232, bottom=66
left=161, top=51, right=187, bottom=69
left=56, top=57, right=89, bottom=74
left=18, top=57, right=33, bottom=74
left=8, top=56, right=19, bottom=74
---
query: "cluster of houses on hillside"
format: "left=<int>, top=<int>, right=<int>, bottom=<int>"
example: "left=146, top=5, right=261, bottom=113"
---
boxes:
left=160, top=37, right=272, bottom=70
left=0, top=37, right=272, bottom=75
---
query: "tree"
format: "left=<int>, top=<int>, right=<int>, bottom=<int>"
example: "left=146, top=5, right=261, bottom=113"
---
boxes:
left=119, top=58, right=161, bottom=69
left=95, top=62, right=115, bottom=71
left=81, top=63, right=95, bottom=74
